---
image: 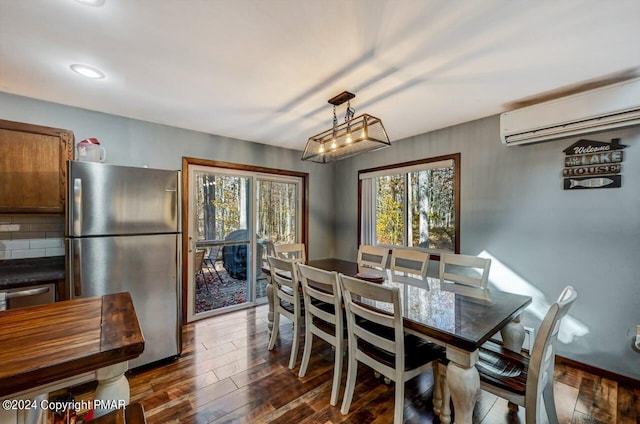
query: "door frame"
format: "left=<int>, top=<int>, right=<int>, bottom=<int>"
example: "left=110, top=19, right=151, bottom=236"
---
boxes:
left=181, top=157, right=309, bottom=324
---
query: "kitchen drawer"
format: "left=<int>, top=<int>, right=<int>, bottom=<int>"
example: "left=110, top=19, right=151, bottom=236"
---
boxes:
left=1, top=283, right=56, bottom=310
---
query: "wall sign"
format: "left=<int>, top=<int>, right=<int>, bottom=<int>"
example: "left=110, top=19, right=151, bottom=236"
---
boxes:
left=562, top=138, right=626, bottom=190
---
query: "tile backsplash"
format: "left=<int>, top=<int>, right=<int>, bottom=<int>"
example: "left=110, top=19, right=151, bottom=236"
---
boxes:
left=0, top=215, right=64, bottom=259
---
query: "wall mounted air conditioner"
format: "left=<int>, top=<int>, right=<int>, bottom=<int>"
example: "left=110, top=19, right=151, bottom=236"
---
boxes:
left=501, top=77, right=640, bottom=146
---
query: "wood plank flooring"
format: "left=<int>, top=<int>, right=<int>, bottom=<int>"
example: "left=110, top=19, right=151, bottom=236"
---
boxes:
left=74, top=304, right=639, bottom=423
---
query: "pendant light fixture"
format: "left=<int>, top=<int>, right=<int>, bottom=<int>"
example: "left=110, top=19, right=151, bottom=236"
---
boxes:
left=302, top=91, right=391, bottom=163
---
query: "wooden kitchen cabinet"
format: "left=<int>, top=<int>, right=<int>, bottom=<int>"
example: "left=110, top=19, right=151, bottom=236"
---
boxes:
left=0, top=119, right=74, bottom=213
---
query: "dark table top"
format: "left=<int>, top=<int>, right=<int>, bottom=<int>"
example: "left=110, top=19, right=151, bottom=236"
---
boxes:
left=0, top=256, right=65, bottom=289
left=0, top=292, right=144, bottom=398
left=307, top=258, right=532, bottom=352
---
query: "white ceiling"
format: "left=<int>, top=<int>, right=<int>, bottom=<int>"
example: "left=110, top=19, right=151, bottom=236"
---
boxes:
left=1, top=0, right=639, bottom=151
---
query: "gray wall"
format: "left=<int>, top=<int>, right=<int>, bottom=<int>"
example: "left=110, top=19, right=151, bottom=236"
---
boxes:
left=334, top=115, right=640, bottom=380
left=2, top=91, right=638, bottom=379
left=0, top=92, right=336, bottom=260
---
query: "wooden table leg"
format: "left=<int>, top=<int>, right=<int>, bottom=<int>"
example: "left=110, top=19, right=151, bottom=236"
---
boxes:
left=443, top=346, right=480, bottom=424
left=93, top=362, right=130, bottom=418
left=500, top=312, right=525, bottom=353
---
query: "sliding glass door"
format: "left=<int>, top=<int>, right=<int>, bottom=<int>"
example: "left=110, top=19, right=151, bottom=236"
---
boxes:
left=188, top=168, right=251, bottom=321
left=187, top=165, right=303, bottom=322
left=255, top=177, right=300, bottom=300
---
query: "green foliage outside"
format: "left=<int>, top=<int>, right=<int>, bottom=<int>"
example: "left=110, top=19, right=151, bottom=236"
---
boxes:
left=195, top=173, right=245, bottom=240
left=194, top=173, right=297, bottom=243
left=376, top=167, right=455, bottom=251
left=376, top=174, right=404, bottom=245
left=256, top=180, right=297, bottom=244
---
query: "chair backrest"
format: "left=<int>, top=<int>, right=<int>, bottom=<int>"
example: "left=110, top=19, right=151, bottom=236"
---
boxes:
left=439, top=253, right=491, bottom=290
left=357, top=245, right=389, bottom=273
left=298, top=264, right=342, bottom=334
left=390, top=249, right=430, bottom=278
left=267, top=256, right=301, bottom=307
left=526, top=286, right=577, bottom=423
left=340, top=274, right=404, bottom=376
left=194, top=249, right=205, bottom=273
left=259, top=240, right=275, bottom=270
left=207, top=245, right=222, bottom=262
left=263, top=240, right=276, bottom=258
left=274, top=243, right=306, bottom=263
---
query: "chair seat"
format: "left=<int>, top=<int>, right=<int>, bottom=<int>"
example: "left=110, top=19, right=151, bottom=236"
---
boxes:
left=275, top=270, right=293, bottom=280
left=358, top=334, right=444, bottom=371
left=445, top=286, right=577, bottom=424
left=340, top=273, right=445, bottom=423
left=309, top=299, right=347, bottom=337
left=279, top=299, right=295, bottom=314
left=312, top=315, right=349, bottom=338
left=354, top=272, right=385, bottom=283
left=476, top=341, right=529, bottom=395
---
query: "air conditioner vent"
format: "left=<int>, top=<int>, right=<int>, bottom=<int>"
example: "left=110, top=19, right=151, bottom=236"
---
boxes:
left=501, top=78, right=640, bottom=145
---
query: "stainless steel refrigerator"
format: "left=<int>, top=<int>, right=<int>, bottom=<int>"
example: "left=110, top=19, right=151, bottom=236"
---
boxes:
left=65, top=161, right=182, bottom=368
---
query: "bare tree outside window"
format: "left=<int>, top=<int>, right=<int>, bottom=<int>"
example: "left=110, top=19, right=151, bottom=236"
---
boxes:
left=257, top=180, right=298, bottom=244
left=194, top=173, right=246, bottom=241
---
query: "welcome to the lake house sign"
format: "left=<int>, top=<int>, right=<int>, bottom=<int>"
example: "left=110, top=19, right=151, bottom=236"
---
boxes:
left=562, top=138, right=627, bottom=190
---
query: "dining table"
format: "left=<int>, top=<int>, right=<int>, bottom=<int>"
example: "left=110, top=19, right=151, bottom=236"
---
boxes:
left=0, top=292, right=145, bottom=423
left=264, top=257, right=532, bottom=424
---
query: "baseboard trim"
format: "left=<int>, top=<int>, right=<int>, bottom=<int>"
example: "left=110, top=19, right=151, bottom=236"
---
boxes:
left=556, top=355, right=640, bottom=389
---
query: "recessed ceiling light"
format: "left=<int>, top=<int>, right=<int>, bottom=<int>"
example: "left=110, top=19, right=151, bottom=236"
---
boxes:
left=74, top=0, right=105, bottom=6
left=70, top=64, right=106, bottom=79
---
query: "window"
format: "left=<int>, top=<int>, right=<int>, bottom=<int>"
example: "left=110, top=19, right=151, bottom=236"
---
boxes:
left=359, top=153, right=460, bottom=256
left=256, top=176, right=302, bottom=267
left=256, top=178, right=299, bottom=244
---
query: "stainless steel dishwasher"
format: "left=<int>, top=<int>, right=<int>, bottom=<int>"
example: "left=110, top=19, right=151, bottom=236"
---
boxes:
left=0, top=283, right=55, bottom=311
left=0, top=283, right=55, bottom=424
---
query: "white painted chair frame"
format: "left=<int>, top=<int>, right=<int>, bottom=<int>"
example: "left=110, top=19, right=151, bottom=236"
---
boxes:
left=356, top=245, right=389, bottom=275
left=274, top=243, right=306, bottom=263
left=438, top=253, right=491, bottom=300
left=434, top=286, right=577, bottom=424
left=267, top=256, right=303, bottom=369
left=390, top=248, right=430, bottom=278
left=297, top=264, right=345, bottom=406
left=478, top=286, right=577, bottom=424
left=339, top=274, right=436, bottom=423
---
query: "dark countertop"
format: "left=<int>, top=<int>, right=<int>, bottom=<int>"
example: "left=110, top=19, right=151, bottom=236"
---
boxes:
left=0, top=256, right=65, bottom=290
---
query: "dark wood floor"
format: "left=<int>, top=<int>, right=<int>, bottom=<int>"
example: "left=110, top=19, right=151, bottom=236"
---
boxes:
left=76, top=304, right=639, bottom=423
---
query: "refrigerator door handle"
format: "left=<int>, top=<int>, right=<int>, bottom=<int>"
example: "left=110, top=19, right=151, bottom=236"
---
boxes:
left=72, top=239, right=83, bottom=297
left=73, top=178, right=83, bottom=236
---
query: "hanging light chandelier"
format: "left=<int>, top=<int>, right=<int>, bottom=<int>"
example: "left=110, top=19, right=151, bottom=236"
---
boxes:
left=302, top=91, right=391, bottom=163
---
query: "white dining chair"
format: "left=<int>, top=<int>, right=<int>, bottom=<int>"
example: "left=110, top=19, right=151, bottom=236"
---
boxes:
left=474, top=285, right=578, bottom=424
left=274, top=243, right=306, bottom=263
left=356, top=245, right=389, bottom=275
left=267, top=256, right=303, bottom=369
left=390, top=248, right=430, bottom=278
left=297, top=264, right=345, bottom=406
left=339, top=274, right=444, bottom=423
left=438, top=253, right=491, bottom=300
